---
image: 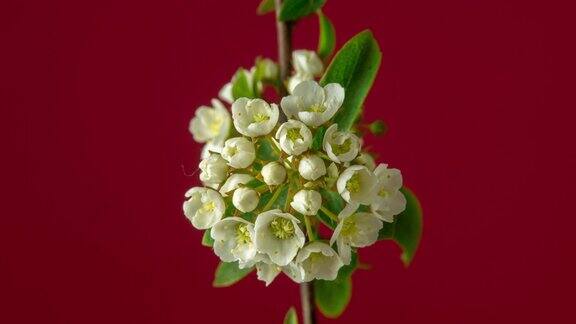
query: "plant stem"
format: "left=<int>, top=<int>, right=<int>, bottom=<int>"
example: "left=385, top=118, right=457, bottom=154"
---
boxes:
left=300, top=281, right=316, bottom=324
left=274, top=0, right=292, bottom=98
left=274, top=3, right=315, bottom=324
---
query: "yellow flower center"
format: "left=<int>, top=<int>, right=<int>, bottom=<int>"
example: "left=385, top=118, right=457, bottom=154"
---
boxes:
left=208, top=115, right=223, bottom=135
left=309, top=104, right=326, bottom=113
left=332, top=138, right=351, bottom=155
left=236, top=224, right=252, bottom=245
left=226, top=146, right=238, bottom=156
left=345, top=173, right=361, bottom=193
left=269, top=217, right=295, bottom=240
left=379, top=188, right=389, bottom=198
left=341, top=217, right=357, bottom=238
left=287, top=128, right=303, bottom=142
left=253, top=113, right=270, bottom=123
left=200, top=201, right=216, bottom=213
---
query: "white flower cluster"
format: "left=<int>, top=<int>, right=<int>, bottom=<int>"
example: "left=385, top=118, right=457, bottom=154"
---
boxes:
left=185, top=53, right=406, bottom=286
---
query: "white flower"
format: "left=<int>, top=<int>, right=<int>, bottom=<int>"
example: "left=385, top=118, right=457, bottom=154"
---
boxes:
left=287, top=74, right=309, bottom=94
left=290, top=190, right=321, bottom=216
left=210, top=217, right=256, bottom=263
left=275, top=120, right=312, bottom=155
left=323, top=124, right=360, bottom=163
left=336, top=165, right=376, bottom=205
left=287, top=49, right=324, bottom=93
left=261, top=162, right=286, bottom=185
left=330, top=212, right=383, bottom=264
left=371, top=164, right=407, bottom=222
left=199, top=153, right=228, bottom=188
left=189, top=99, right=231, bottom=145
left=246, top=254, right=282, bottom=286
left=296, top=241, right=343, bottom=281
left=233, top=187, right=259, bottom=212
left=232, top=98, right=279, bottom=137
left=355, top=152, right=376, bottom=171
left=281, top=80, right=344, bottom=127
left=219, top=68, right=260, bottom=104
left=298, top=155, right=326, bottom=181
left=293, top=50, right=324, bottom=77
left=221, top=137, right=256, bottom=169
left=325, top=162, right=340, bottom=188
left=218, top=83, right=234, bottom=104
left=256, top=58, right=279, bottom=81
left=219, top=173, right=253, bottom=196
left=183, top=187, right=225, bottom=229
left=254, top=209, right=305, bottom=266
left=282, top=261, right=305, bottom=283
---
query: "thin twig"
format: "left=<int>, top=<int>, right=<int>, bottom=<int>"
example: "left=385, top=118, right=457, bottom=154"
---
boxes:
left=274, top=0, right=292, bottom=98
left=274, top=2, right=315, bottom=323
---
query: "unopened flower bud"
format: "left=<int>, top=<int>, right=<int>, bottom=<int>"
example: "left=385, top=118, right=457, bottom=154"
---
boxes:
left=262, top=162, right=286, bottom=185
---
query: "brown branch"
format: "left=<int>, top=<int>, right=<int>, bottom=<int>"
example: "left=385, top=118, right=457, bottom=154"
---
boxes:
left=300, top=281, right=317, bottom=324
left=274, top=0, right=292, bottom=98
left=274, top=3, right=315, bottom=324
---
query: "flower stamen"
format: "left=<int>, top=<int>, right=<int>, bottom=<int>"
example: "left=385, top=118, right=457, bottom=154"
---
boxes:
left=269, top=217, right=295, bottom=239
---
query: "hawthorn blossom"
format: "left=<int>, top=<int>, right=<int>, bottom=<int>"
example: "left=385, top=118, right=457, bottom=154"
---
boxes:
left=281, top=80, right=344, bottom=127
left=330, top=212, right=383, bottom=264
left=261, top=162, right=287, bottom=186
left=296, top=241, right=343, bottom=281
left=232, top=98, right=279, bottom=137
left=221, top=137, right=256, bottom=169
left=275, top=120, right=312, bottom=155
left=298, top=154, right=326, bottom=181
left=337, top=165, right=377, bottom=205
left=290, top=190, right=322, bottom=216
left=323, top=124, right=360, bottom=163
left=211, top=217, right=256, bottom=264
left=371, top=164, right=407, bottom=222
left=254, top=209, right=305, bottom=266
left=183, top=187, right=225, bottom=229
left=199, top=153, right=228, bottom=188
left=233, top=187, right=259, bottom=213
left=287, top=50, right=324, bottom=93
left=219, top=173, right=253, bottom=197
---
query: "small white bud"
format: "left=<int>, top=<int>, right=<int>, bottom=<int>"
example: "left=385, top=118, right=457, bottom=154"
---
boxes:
left=233, top=187, right=259, bottom=213
left=199, top=154, right=228, bottom=188
left=261, top=162, right=287, bottom=185
left=290, top=190, right=321, bottom=216
left=298, top=155, right=326, bottom=181
left=221, top=137, right=256, bottom=169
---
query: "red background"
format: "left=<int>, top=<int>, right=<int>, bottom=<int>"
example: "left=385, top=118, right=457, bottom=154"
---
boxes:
left=4, top=0, right=576, bottom=323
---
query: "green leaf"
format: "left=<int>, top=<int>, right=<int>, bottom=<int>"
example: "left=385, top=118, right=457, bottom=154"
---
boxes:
left=270, top=184, right=289, bottom=210
left=231, top=68, right=254, bottom=99
left=317, top=188, right=342, bottom=229
left=311, top=125, right=326, bottom=151
left=201, top=230, right=214, bottom=247
left=338, top=252, right=358, bottom=277
left=320, top=30, right=382, bottom=131
left=377, top=221, right=395, bottom=240
left=257, top=0, right=275, bottom=15
left=317, top=11, right=336, bottom=61
left=246, top=178, right=265, bottom=189
left=279, top=0, right=326, bottom=21
left=283, top=307, right=298, bottom=324
left=394, top=187, right=423, bottom=266
left=257, top=191, right=273, bottom=209
left=213, top=261, right=253, bottom=288
left=376, top=187, right=423, bottom=265
left=315, top=275, right=352, bottom=318
left=256, top=137, right=280, bottom=161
